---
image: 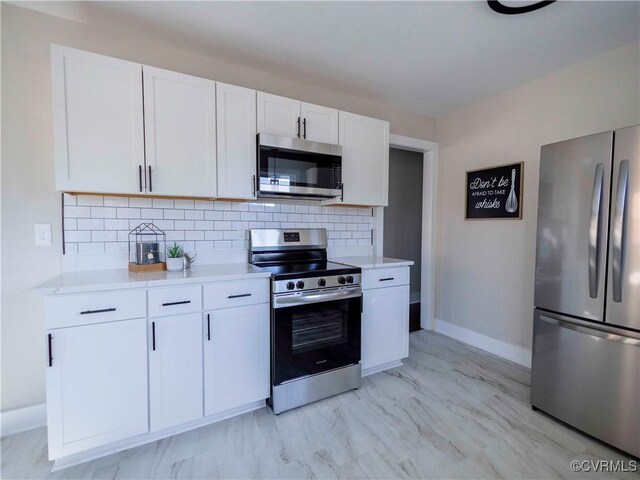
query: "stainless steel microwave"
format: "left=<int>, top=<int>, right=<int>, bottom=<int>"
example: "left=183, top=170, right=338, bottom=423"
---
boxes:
left=257, top=133, right=342, bottom=201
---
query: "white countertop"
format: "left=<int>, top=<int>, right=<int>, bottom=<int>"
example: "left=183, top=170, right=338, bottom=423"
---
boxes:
left=35, top=263, right=271, bottom=295
left=330, top=256, right=414, bottom=269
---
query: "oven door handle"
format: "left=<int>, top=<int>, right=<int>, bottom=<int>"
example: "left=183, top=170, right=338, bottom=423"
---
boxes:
left=273, top=289, right=362, bottom=308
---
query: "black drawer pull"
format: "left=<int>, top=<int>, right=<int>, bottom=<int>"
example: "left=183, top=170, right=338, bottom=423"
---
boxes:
left=228, top=294, right=251, bottom=299
left=48, top=334, right=53, bottom=367
left=80, top=307, right=116, bottom=315
left=162, top=300, right=191, bottom=307
left=379, top=277, right=395, bottom=282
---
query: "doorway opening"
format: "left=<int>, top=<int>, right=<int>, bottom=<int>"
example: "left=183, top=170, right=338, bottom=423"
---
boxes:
left=384, top=148, right=423, bottom=332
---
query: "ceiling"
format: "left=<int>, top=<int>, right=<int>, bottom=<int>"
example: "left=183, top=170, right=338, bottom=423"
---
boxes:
left=17, top=1, right=640, bottom=117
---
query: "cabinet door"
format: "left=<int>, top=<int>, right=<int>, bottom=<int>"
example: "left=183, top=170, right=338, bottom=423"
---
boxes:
left=204, top=304, right=270, bottom=416
left=51, top=45, right=144, bottom=194
left=257, top=92, right=300, bottom=138
left=300, top=102, right=339, bottom=144
left=216, top=83, right=258, bottom=199
left=362, top=285, right=409, bottom=370
left=149, top=313, right=203, bottom=431
left=338, top=112, right=390, bottom=206
left=143, top=66, right=217, bottom=197
left=46, top=319, right=148, bottom=459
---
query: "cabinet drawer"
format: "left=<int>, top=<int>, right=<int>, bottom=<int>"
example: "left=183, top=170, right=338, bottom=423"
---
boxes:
left=45, top=289, right=146, bottom=329
left=148, top=285, right=202, bottom=317
left=363, top=266, right=410, bottom=290
left=204, top=278, right=269, bottom=310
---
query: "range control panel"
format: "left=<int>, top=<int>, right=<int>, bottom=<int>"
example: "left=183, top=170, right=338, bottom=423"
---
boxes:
left=273, top=273, right=362, bottom=294
left=283, top=232, right=300, bottom=242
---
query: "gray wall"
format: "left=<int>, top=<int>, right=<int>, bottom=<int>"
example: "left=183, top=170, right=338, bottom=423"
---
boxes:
left=384, top=148, right=423, bottom=300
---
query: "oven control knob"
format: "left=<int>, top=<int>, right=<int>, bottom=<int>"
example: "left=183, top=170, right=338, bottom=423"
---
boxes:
left=286, top=281, right=295, bottom=290
left=318, top=278, right=326, bottom=287
left=346, top=275, right=354, bottom=284
left=338, top=276, right=346, bottom=284
left=296, top=281, right=305, bottom=289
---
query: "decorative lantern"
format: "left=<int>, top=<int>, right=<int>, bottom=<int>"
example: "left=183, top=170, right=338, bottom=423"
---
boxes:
left=128, top=223, right=166, bottom=272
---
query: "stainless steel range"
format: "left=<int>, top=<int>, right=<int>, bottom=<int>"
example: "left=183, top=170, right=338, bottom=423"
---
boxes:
left=249, top=228, right=362, bottom=414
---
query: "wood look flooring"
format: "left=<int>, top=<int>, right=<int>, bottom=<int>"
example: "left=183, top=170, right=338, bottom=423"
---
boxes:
left=2, top=331, right=637, bottom=480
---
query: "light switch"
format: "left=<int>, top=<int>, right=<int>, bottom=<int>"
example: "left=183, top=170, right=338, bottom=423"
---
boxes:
left=35, top=224, right=52, bottom=246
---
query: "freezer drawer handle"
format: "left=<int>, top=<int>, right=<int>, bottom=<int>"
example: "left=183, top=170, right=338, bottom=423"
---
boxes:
left=80, top=307, right=116, bottom=315
left=539, top=314, right=640, bottom=345
left=162, top=300, right=191, bottom=307
left=588, top=163, right=604, bottom=298
left=612, top=159, right=629, bottom=303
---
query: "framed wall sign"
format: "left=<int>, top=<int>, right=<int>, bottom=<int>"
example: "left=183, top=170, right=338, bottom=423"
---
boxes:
left=465, top=162, right=523, bottom=220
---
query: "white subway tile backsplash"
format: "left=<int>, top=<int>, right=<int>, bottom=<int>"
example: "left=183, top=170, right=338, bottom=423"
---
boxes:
left=64, top=195, right=373, bottom=255
left=185, top=210, right=204, bottom=220
left=129, top=197, right=152, bottom=208
left=65, top=206, right=91, bottom=218
left=104, top=196, right=129, bottom=207
left=117, top=208, right=141, bottom=219
left=77, top=195, right=103, bottom=207
left=91, top=230, right=117, bottom=242
left=78, top=219, right=104, bottom=230
left=66, top=231, right=91, bottom=242
left=91, top=207, right=117, bottom=219
left=175, top=199, right=195, bottom=210
left=164, top=209, right=184, bottom=220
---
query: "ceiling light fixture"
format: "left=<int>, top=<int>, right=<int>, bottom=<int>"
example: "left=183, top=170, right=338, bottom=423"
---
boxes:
left=487, top=0, right=557, bottom=15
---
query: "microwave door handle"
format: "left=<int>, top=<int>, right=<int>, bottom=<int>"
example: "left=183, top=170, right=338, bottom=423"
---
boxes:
left=588, top=163, right=604, bottom=299
left=612, top=159, right=629, bottom=302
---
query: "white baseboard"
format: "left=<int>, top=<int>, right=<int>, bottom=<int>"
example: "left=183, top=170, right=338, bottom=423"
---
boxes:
left=1, top=403, right=47, bottom=437
left=434, top=319, right=531, bottom=368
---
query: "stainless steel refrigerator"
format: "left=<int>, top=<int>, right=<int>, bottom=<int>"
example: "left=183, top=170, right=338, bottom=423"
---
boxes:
left=531, top=125, right=639, bottom=457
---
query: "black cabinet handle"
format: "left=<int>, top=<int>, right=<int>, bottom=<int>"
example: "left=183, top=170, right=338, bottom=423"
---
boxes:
left=152, top=322, right=156, bottom=351
left=138, top=165, right=143, bottom=193
left=48, top=334, right=53, bottom=367
left=207, top=313, right=211, bottom=341
left=296, top=117, right=301, bottom=138
left=162, top=300, right=191, bottom=307
left=80, top=307, right=116, bottom=315
left=252, top=175, right=256, bottom=197
left=303, top=118, right=307, bottom=139
left=228, top=293, right=251, bottom=299
left=379, top=277, right=395, bottom=282
left=340, top=183, right=344, bottom=202
left=148, top=165, right=153, bottom=192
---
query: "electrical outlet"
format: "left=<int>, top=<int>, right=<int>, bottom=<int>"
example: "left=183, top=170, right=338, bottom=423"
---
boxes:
left=35, top=224, right=52, bottom=246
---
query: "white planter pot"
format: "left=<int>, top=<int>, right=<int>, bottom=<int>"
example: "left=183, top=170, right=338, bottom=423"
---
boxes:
left=166, top=257, right=184, bottom=272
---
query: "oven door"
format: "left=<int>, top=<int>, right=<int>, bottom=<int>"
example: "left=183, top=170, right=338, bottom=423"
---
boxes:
left=272, top=287, right=361, bottom=385
left=258, top=134, right=342, bottom=198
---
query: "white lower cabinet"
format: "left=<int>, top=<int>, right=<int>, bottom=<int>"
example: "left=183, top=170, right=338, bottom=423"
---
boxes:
left=361, top=269, right=410, bottom=372
left=149, top=313, right=204, bottom=431
left=46, top=318, right=148, bottom=459
left=204, top=304, right=270, bottom=416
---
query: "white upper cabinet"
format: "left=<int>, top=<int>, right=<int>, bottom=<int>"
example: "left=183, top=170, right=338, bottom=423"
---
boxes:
left=46, top=319, right=148, bottom=459
left=338, top=112, right=390, bottom=206
left=300, top=102, right=339, bottom=144
left=257, top=92, right=301, bottom=138
left=143, top=66, right=217, bottom=198
left=149, top=313, right=203, bottom=431
left=216, top=83, right=257, bottom=199
left=51, top=45, right=144, bottom=195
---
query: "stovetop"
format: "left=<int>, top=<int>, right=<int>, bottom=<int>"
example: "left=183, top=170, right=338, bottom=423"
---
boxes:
left=256, top=261, right=359, bottom=280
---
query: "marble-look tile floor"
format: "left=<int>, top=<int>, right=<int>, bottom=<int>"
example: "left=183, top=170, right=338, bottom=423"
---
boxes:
left=2, top=331, right=637, bottom=480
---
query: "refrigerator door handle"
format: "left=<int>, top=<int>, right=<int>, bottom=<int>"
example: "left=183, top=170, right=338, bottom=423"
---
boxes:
left=612, top=159, right=629, bottom=303
left=588, top=163, right=604, bottom=298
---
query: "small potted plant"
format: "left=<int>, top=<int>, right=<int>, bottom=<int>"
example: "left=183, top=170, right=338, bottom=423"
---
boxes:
left=166, top=242, right=185, bottom=272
